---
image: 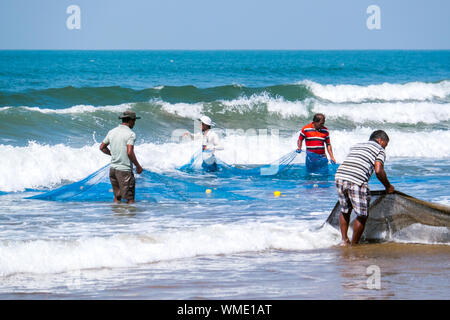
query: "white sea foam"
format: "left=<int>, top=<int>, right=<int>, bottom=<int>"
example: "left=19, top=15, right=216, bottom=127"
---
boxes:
left=207, top=127, right=450, bottom=164
left=0, top=221, right=340, bottom=276
left=159, top=102, right=204, bottom=120
left=1, top=127, right=449, bottom=192
left=436, top=197, right=450, bottom=207
left=21, top=103, right=132, bottom=114
left=4, top=85, right=449, bottom=126
left=159, top=93, right=449, bottom=123
left=157, top=94, right=309, bottom=119
left=330, top=127, right=450, bottom=160
left=303, top=80, right=450, bottom=103
left=219, top=93, right=310, bottom=118
left=0, top=142, right=108, bottom=192
left=312, top=101, right=450, bottom=124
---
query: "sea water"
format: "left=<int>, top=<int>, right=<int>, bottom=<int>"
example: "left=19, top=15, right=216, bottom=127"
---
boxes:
left=0, top=50, right=449, bottom=299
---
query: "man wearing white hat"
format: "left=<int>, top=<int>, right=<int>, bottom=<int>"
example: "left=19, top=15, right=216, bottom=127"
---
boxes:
left=184, top=115, right=224, bottom=171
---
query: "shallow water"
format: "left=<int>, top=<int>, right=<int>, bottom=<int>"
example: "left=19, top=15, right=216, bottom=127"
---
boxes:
left=0, top=159, right=449, bottom=300
left=2, top=243, right=449, bottom=300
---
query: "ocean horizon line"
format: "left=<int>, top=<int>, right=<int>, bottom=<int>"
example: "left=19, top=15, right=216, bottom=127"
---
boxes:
left=1, top=48, right=450, bottom=52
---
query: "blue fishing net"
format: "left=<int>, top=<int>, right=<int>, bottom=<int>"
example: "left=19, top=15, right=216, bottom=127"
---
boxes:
left=27, top=164, right=111, bottom=201
left=178, top=150, right=337, bottom=179
left=179, top=150, right=297, bottom=176
left=27, top=165, right=254, bottom=202
left=25, top=150, right=338, bottom=202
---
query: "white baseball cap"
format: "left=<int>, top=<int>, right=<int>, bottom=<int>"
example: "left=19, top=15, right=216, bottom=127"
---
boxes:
left=199, top=115, right=214, bottom=126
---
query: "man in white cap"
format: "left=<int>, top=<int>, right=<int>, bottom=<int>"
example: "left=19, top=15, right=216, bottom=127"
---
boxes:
left=100, top=110, right=143, bottom=204
left=184, top=115, right=224, bottom=171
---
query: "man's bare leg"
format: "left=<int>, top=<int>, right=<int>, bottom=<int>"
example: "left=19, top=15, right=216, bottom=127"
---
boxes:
left=112, top=186, right=122, bottom=203
left=351, top=216, right=367, bottom=245
left=339, top=211, right=351, bottom=245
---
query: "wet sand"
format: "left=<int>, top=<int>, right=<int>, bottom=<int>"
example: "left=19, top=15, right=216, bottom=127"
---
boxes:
left=333, top=243, right=450, bottom=299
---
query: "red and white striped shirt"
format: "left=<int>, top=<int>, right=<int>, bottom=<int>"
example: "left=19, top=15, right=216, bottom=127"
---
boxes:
left=298, top=122, right=330, bottom=155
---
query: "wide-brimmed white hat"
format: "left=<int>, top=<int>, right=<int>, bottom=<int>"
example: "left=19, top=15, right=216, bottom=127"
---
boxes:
left=199, top=115, right=214, bottom=126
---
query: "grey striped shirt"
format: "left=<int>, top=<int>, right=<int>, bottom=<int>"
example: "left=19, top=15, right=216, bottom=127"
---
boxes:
left=335, top=141, right=386, bottom=186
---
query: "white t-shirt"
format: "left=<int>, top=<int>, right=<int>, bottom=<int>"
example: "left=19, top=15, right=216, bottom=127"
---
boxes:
left=103, top=124, right=136, bottom=171
left=192, top=130, right=224, bottom=154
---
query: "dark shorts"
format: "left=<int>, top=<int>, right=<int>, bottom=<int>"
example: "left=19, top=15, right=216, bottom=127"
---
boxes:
left=109, top=168, right=135, bottom=200
left=335, top=179, right=370, bottom=217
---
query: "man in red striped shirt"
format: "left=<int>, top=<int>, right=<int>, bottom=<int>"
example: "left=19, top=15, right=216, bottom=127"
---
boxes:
left=297, top=113, right=336, bottom=169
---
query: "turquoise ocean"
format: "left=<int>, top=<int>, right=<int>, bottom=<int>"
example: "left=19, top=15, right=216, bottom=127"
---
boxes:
left=0, top=50, right=449, bottom=299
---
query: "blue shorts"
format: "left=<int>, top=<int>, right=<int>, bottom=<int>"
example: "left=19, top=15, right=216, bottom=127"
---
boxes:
left=306, top=151, right=329, bottom=173
left=202, top=161, right=218, bottom=172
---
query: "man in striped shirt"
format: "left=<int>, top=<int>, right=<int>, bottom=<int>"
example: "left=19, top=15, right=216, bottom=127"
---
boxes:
left=335, top=130, right=395, bottom=245
left=297, top=113, right=336, bottom=171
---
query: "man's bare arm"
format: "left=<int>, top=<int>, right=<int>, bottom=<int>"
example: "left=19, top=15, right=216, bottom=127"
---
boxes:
left=127, top=145, right=143, bottom=174
left=99, top=142, right=111, bottom=156
left=375, top=161, right=394, bottom=193
left=327, top=144, right=336, bottom=163
left=297, top=139, right=303, bottom=151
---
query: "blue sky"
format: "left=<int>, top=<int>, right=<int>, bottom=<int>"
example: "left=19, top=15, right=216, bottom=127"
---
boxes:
left=1, top=0, right=449, bottom=49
